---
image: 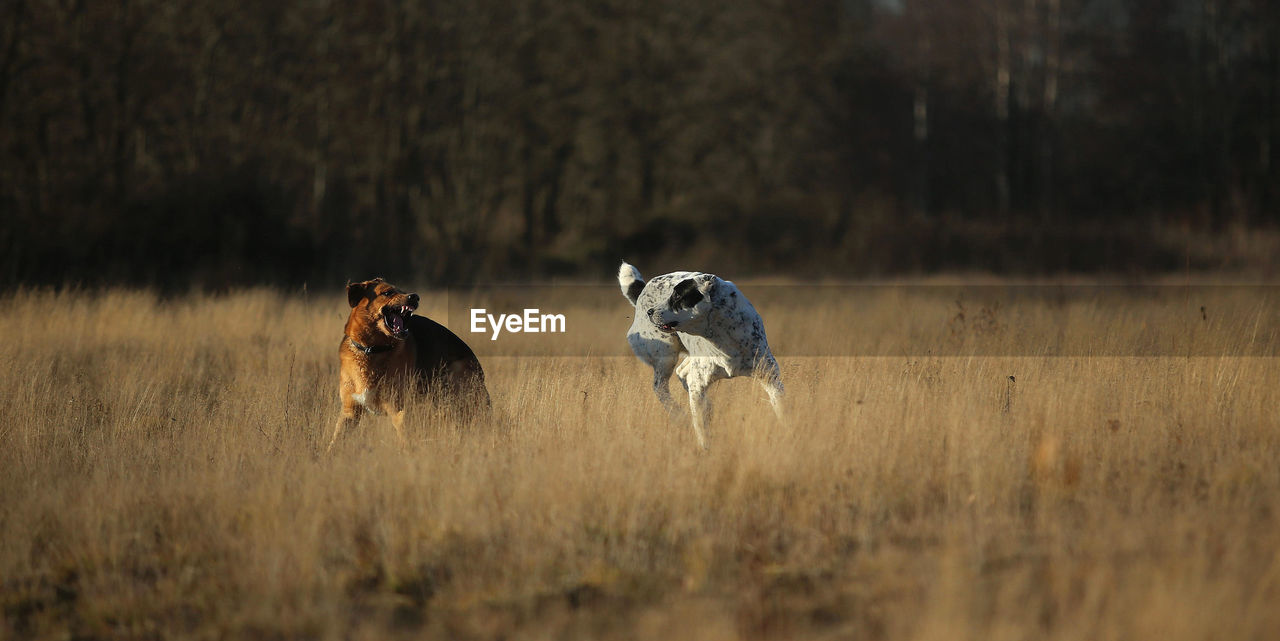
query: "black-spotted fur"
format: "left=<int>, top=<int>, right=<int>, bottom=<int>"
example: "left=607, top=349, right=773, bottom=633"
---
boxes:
left=669, top=278, right=704, bottom=310
left=616, top=261, right=784, bottom=450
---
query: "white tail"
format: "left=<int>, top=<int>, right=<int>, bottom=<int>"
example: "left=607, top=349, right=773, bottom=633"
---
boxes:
left=618, top=261, right=645, bottom=305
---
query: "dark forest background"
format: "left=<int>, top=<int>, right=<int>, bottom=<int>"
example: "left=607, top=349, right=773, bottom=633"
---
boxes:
left=1, top=0, right=1278, bottom=288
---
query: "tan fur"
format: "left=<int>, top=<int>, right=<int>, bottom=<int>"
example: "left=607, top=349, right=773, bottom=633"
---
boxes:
left=328, top=278, right=489, bottom=451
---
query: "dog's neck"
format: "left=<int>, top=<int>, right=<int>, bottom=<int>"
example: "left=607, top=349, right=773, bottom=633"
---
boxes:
left=343, top=313, right=404, bottom=355
left=687, top=300, right=764, bottom=365
left=346, top=335, right=397, bottom=355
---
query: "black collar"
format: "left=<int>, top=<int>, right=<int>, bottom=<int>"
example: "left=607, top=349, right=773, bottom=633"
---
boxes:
left=346, top=335, right=396, bottom=355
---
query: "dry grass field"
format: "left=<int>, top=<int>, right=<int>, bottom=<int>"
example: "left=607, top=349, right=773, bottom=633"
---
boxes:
left=2, top=282, right=1279, bottom=640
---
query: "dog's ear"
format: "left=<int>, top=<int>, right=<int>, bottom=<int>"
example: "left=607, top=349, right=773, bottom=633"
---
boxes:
left=346, top=281, right=366, bottom=308
left=670, top=278, right=705, bottom=310
left=346, top=280, right=370, bottom=307
left=347, top=277, right=386, bottom=307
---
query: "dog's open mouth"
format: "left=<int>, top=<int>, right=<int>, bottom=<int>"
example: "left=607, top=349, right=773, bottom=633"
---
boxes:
left=382, top=304, right=415, bottom=337
left=657, top=322, right=678, bottom=333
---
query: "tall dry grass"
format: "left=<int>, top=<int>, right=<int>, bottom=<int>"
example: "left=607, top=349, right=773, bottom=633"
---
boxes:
left=1, top=284, right=1279, bottom=640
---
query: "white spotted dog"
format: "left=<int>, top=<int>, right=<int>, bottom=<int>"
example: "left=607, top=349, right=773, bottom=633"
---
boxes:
left=617, top=261, right=784, bottom=450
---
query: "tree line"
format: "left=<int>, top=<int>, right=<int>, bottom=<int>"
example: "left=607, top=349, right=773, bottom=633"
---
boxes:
left=1, top=0, right=1276, bottom=287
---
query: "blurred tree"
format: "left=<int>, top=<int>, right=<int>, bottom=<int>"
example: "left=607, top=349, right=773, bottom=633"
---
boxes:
left=0, top=0, right=1275, bottom=287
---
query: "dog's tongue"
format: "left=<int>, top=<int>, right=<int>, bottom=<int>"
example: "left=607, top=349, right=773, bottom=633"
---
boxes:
left=386, top=311, right=405, bottom=333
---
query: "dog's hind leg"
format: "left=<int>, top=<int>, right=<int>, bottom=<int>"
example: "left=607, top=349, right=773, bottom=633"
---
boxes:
left=388, top=408, right=409, bottom=447
left=756, top=358, right=785, bottom=423
left=447, top=359, right=492, bottom=415
left=760, top=376, right=785, bottom=423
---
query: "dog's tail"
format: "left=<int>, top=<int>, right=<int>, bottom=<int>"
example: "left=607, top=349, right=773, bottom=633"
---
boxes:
left=618, top=261, right=645, bottom=305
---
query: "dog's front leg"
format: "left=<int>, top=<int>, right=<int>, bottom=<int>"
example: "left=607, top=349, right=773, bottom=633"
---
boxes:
left=652, top=362, right=682, bottom=417
left=682, top=363, right=722, bottom=451
left=328, top=404, right=363, bottom=453
left=686, top=383, right=713, bottom=450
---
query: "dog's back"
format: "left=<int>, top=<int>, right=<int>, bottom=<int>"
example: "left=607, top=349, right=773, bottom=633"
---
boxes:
left=407, top=314, right=490, bottom=408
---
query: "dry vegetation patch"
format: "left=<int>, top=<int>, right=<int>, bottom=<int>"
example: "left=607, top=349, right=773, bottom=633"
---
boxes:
left=1, top=286, right=1279, bottom=640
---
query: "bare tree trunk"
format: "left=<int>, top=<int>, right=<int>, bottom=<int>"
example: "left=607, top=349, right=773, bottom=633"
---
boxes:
left=521, top=141, right=537, bottom=252
left=311, top=2, right=332, bottom=229
left=110, top=0, right=134, bottom=205
left=1193, top=0, right=1229, bottom=224
left=1266, top=11, right=1279, bottom=218
left=543, top=142, right=573, bottom=239
left=910, top=0, right=930, bottom=217
left=913, top=76, right=929, bottom=215
left=1039, top=0, right=1061, bottom=222
left=994, top=0, right=1012, bottom=218
left=188, top=22, right=222, bottom=173
left=0, top=0, right=26, bottom=115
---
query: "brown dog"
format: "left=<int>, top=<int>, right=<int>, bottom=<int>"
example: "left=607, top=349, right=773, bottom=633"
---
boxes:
left=328, top=278, right=489, bottom=451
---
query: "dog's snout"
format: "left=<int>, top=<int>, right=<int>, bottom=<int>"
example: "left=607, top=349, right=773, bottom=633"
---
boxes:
left=407, top=293, right=420, bottom=307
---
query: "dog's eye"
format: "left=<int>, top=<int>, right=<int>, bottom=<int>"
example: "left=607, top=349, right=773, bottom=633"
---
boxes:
left=670, top=278, right=704, bottom=310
